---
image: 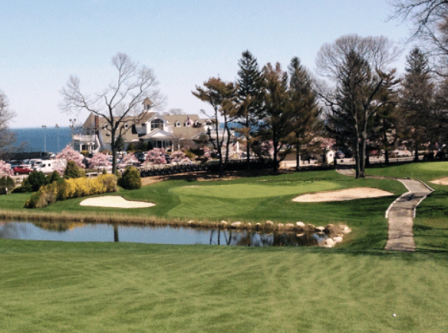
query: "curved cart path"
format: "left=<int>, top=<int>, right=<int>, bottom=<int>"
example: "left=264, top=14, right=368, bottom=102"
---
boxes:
left=336, top=169, right=433, bottom=251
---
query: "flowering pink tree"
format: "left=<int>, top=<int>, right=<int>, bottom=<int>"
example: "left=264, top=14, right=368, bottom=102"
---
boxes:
left=201, top=147, right=211, bottom=160
left=0, top=160, right=13, bottom=177
left=118, top=153, right=139, bottom=169
left=56, top=145, right=85, bottom=168
left=144, top=148, right=166, bottom=165
left=169, top=151, right=191, bottom=164
left=89, top=153, right=112, bottom=168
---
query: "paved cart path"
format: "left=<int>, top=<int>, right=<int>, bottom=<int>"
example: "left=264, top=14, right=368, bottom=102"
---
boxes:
left=336, top=169, right=433, bottom=251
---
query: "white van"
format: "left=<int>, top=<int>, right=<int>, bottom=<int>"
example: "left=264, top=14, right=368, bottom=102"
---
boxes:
left=34, top=159, right=66, bottom=174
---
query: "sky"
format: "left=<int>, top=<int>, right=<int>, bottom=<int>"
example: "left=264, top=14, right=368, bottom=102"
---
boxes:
left=0, top=0, right=414, bottom=129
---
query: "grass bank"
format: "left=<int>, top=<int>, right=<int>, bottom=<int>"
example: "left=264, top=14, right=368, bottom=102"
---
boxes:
left=1, top=239, right=448, bottom=333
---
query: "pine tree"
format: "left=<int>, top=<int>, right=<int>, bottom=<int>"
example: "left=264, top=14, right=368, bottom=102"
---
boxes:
left=399, top=47, right=435, bottom=161
left=235, top=50, right=264, bottom=170
left=287, top=57, right=322, bottom=170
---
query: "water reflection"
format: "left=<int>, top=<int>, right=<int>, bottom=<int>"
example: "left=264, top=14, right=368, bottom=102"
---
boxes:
left=209, top=229, right=327, bottom=247
left=0, top=221, right=328, bottom=247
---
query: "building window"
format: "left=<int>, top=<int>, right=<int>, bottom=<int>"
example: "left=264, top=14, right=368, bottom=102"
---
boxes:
left=151, top=119, right=164, bottom=131
left=175, top=121, right=181, bottom=127
left=124, top=123, right=129, bottom=129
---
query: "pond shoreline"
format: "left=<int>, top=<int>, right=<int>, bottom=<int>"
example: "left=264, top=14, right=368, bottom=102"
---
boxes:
left=0, top=209, right=333, bottom=234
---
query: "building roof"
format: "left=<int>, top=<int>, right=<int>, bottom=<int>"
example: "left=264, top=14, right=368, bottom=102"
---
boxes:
left=83, top=112, right=209, bottom=143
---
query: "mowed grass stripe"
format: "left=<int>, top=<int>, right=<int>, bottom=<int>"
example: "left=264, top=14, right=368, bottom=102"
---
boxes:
left=1, top=240, right=448, bottom=332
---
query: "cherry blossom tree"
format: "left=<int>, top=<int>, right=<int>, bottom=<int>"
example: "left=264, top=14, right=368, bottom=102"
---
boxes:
left=0, top=160, right=12, bottom=177
left=144, top=148, right=167, bottom=165
left=201, top=147, right=211, bottom=160
left=169, top=151, right=192, bottom=164
left=118, top=153, right=139, bottom=169
left=55, top=145, right=85, bottom=168
left=89, top=152, right=112, bottom=168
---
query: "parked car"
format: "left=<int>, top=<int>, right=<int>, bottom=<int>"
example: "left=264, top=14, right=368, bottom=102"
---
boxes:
left=34, top=159, right=66, bottom=174
left=13, top=165, right=33, bottom=175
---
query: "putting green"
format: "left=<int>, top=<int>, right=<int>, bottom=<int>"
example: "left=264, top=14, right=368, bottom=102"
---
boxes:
left=170, top=181, right=341, bottom=199
left=417, top=162, right=448, bottom=171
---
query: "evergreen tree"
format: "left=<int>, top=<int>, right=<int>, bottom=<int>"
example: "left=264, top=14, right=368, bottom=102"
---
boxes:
left=399, top=47, right=435, bottom=161
left=287, top=57, right=322, bottom=170
left=235, top=50, right=264, bottom=170
left=260, top=63, right=294, bottom=172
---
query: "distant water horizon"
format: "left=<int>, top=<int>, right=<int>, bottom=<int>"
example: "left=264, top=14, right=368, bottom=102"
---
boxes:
left=10, top=127, right=73, bottom=154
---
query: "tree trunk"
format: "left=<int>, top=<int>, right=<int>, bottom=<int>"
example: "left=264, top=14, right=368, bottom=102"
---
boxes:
left=111, top=125, right=117, bottom=174
left=414, top=147, right=419, bottom=162
left=296, top=143, right=301, bottom=171
left=385, top=150, right=389, bottom=165
left=273, top=134, right=278, bottom=172
left=246, top=114, right=250, bottom=171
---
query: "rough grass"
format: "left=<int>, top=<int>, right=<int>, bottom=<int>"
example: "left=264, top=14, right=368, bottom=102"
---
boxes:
left=1, top=239, right=448, bottom=333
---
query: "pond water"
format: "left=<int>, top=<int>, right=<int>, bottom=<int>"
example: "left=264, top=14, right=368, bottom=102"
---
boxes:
left=0, top=221, right=329, bottom=247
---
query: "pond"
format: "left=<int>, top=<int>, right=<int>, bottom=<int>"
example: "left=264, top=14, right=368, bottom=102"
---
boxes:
left=0, top=221, right=330, bottom=247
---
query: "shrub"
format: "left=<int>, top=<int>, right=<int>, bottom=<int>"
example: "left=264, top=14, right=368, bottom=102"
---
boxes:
left=27, top=171, right=47, bottom=192
left=184, top=150, right=196, bottom=160
left=64, top=161, right=86, bottom=179
left=81, top=150, right=89, bottom=157
left=46, top=171, right=62, bottom=184
left=25, top=174, right=117, bottom=208
left=102, top=168, right=107, bottom=175
left=118, top=166, right=141, bottom=190
left=0, top=176, right=14, bottom=188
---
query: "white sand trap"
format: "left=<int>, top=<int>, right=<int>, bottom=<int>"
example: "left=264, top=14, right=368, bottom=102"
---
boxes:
left=80, top=196, right=155, bottom=208
left=292, top=187, right=393, bottom=202
left=430, top=177, right=448, bottom=185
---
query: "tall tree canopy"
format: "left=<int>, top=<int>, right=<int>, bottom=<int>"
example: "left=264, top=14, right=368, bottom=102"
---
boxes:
left=235, top=50, right=264, bottom=170
left=399, top=47, right=436, bottom=160
left=0, top=89, right=16, bottom=159
left=192, top=77, right=237, bottom=177
left=287, top=57, right=322, bottom=170
left=316, top=34, right=399, bottom=178
left=60, top=53, right=162, bottom=173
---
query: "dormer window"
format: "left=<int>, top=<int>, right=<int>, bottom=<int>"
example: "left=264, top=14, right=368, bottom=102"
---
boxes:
left=151, top=119, right=164, bottom=131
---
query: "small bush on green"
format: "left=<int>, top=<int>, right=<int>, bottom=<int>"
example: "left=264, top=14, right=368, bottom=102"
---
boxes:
left=81, top=150, right=89, bottom=157
left=27, top=171, right=47, bottom=192
left=64, top=161, right=85, bottom=179
left=102, top=169, right=107, bottom=175
left=118, top=166, right=141, bottom=190
left=24, top=191, right=42, bottom=208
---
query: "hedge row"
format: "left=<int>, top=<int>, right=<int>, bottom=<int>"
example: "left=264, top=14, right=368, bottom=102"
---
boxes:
left=25, top=174, right=117, bottom=209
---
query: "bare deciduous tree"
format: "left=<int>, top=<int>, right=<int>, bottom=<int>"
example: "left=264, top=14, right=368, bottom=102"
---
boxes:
left=390, top=0, right=448, bottom=73
left=0, top=89, right=16, bottom=159
left=60, top=53, right=163, bottom=173
left=316, top=34, right=399, bottom=178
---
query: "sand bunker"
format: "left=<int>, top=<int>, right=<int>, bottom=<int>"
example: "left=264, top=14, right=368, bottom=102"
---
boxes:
left=430, top=177, right=448, bottom=185
left=292, top=187, right=393, bottom=202
left=80, top=196, right=155, bottom=208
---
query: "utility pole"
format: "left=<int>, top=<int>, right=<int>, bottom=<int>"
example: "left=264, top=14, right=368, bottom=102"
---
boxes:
left=55, top=124, right=60, bottom=152
left=42, top=125, right=47, bottom=153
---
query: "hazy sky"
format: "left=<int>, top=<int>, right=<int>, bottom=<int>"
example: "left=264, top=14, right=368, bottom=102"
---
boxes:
left=0, top=0, right=413, bottom=128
